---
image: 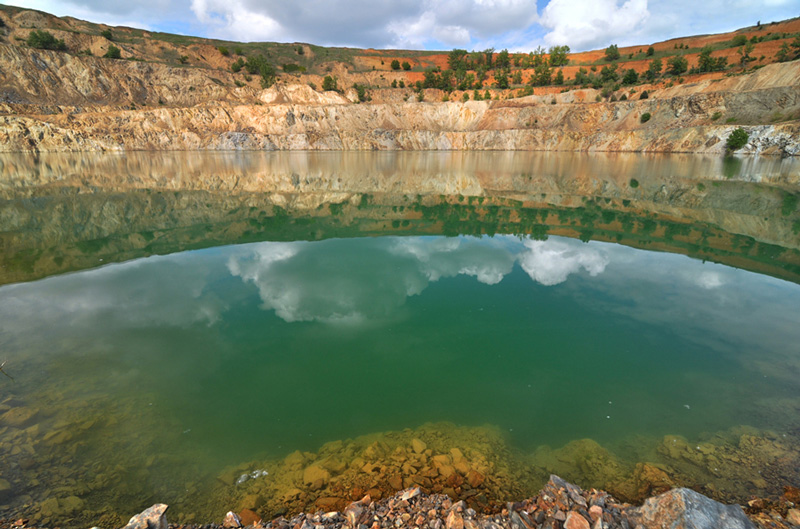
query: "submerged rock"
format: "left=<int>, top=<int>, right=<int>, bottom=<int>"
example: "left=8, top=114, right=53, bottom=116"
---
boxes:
left=121, top=503, right=168, bottom=529
left=626, top=488, right=754, bottom=529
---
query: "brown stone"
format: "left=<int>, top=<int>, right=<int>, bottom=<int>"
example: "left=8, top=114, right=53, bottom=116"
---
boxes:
left=466, top=470, right=484, bottom=488
left=784, top=486, right=800, bottom=504
left=564, top=512, right=590, bottom=529
left=411, top=439, right=427, bottom=454
left=388, top=475, right=403, bottom=490
left=238, top=509, right=261, bottom=527
left=588, top=505, right=603, bottom=521
left=786, top=509, right=800, bottom=526
left=454, top=460, right=470, bottom=476
left=554, top=510, right=566, bottom=522
left=627, top=488, right=755, bottom=529
left=315, top=497, right=344, bottom=512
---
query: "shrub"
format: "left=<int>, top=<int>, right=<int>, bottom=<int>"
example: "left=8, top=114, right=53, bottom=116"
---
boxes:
left=726, top=127, right=748, bottom=151
left=640, top=90, right=649, bottom=99
left=353, top=83, right=368, bottom=102
left=731, top=35, right=748, bottom=47
left=630, top=178, right=640, bottom=188
left=282, top=63, right=305, bottom=73
left=711, top=111, right=722, bottom=121
left=646, top=46, right=654, bottom=56
left=322, top=75, right=338, bottom=91
left=218, top=46, right=229, bottom=56
left=402, top=61, right=411, bottom=71
left=245, top=55, right=277, bottom=87
left=27, top=30, right=67, bottom=51
left=640, top=112, right=651, bottom=123
left=391, top=79, right=397, bottom=88
left=399, top=80, right=405, bottom=88
left=103, top=45, right=121, bottom=59
left=391, top=59, right=400, bottom=70
left=101, top=29, right=113, bottom=40
left=620, top=94, right=628, bottom=101
left=231, top=57, right=244, bottom=72
left=234, top=47, right=244, bottom=55
left=666, top=55, right=688, bottom=75
left=462, top=92, right=469, bottom=102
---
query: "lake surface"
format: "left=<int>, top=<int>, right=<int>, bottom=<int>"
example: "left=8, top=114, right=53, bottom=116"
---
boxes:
left=0, top=152, right=799, bottom=528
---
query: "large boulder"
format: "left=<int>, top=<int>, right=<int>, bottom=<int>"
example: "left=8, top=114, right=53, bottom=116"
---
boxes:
left=625, top=488, right=754, bottom=529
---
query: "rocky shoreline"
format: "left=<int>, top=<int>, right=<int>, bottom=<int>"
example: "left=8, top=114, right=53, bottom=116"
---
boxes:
left=4, top=475, right=798, bottom=529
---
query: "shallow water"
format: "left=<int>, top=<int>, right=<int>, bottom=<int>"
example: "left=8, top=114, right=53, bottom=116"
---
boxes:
left=0, top=151, right=798, bottom=527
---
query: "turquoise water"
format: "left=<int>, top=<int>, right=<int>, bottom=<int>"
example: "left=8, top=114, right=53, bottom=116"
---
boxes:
left=0, top=151, right=799, bottom=526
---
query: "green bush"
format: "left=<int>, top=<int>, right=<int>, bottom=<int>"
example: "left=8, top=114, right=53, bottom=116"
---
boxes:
left=391, top=59, right=400, bottom=70
left=27, top=30, right=67, bottom=51
left=402, top=61, right=411, bottom=71
left=101, top=29, right=113, bottom=40
left=726, top=127, right=748, bottom=151
left=231, top=57, right=244, bottom=72
left=103, top=45, right=121, bottom=59
left=640, top=90, right=649, bottom=99
left=322, top=75, right=338, bottom=91
left=630, top=179, right=640, bottom=188
left=234, top=47, right=244, bottom=55
left=178, top=55, right=189, bottom=64
left=218, top=46, right=229, bottom=56
left=282, top=63, right=306, bottom=73
left=640, top=112, right=651, bottom=123
left=711, top=111, right=722, bottom=121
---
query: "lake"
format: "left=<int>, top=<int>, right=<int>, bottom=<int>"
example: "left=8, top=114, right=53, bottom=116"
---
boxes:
left=0, top=151, right=798, bottom=528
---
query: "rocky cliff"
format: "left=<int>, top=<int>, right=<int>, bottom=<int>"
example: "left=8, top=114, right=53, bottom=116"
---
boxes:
left=1, top=31, right=800, bottom=154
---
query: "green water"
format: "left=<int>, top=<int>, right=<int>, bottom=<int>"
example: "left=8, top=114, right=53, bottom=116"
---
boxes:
left=0, top=151, right=799, bottom=527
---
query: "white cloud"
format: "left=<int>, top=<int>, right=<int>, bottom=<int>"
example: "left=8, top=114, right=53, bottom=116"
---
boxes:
left=518, top=238, right=610, bottom=285
left=540, top=0, right=649, bottom=50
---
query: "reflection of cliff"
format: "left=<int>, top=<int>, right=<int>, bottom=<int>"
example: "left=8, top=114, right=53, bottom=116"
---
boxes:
left=1, top=172, right=798, bottom=285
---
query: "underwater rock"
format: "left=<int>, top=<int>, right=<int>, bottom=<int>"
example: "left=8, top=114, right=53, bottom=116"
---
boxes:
left=303, top=464, right=330, bottom=486
left=0, top=478, right=11, bottom=500
left=121, top=503, right=168, bottom=529
left=0, top=407, right=39, bottom=428
left=626, top=488, right=754, bottom=529
left=238, top=508, right=262, bottom=526
left=786, top=509, right=800, bottom=525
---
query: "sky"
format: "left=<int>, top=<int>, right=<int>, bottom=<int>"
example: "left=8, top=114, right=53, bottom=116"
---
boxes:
left=5, top=0, right=800, bottom=52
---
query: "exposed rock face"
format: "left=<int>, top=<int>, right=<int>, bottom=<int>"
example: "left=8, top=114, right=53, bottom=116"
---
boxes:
left=0, top=39, right=798, bottom=155
left=626, top=488, right=755, bottom=529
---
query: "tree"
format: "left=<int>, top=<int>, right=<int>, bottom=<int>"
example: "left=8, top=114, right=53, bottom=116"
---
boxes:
left=401, top=61, right=411, bottom=71
left=738, top=41, right=755, bottom=67
left=646, top=46, right=654, bottom=56
left=496, top=49, right=511, bottom=69
left=322, top=75, right=338, bottom=91
left=494, top=69, right=509, bottom=89
left=353, top=83, right=368, bottom=102
left=512, top=70, right=522, bottom=85
left=391, top=79, right=398, bottom=88
left=726, top=128, right=749, bottom=151
left=103, top=45, right=121, bottom=59
left=605, top=44, right=620, bottom=61
left=666, top=55, right=688, bottom=75
left=599, top=63, right=619, bottom=83
left=646, top=58, right=662, bottom=81
left=622, top=68, right=639, bottom=85
left=548, top=45, right=570, bottom=66
left=531, top=60, right=552, bottom=86
left=554, top=69, right=564, bottom=85
left=483, top=48, right=495, bottom=69
left=448, top=49, right=468, bottom=70
left=776, top=43, right=791, bottom=62
left=27, top=30, right=67, bottom=51
left=731, top=35, right=748, bottom=47
left=391, top=59, right=400, bottom=70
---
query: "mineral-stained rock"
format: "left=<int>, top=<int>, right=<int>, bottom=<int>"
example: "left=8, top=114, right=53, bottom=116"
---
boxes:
left=564, top=512, right=590, bottom=529
left=786, top=509, right=800, bottom=526
left=122, top=503, right=169, bottom=529
left=626, top=488, right=754, bottom=529
left=238, top=509, right=261, bottom=527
